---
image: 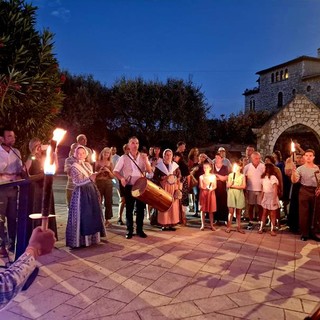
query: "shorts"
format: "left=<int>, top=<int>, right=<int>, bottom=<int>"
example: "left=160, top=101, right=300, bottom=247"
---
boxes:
left=246, top=190, right=262, bottom=206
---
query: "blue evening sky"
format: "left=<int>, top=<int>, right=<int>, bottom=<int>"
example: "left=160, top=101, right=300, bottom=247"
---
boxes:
left=33, top=0, right=320, bottom=118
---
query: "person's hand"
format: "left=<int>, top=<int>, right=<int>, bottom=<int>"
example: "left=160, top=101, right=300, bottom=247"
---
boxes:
left=90, top=172, right=98, bottom=182
left=27, top=227, right=55, bottom=258
left=120, top=177, right=127, bottom=187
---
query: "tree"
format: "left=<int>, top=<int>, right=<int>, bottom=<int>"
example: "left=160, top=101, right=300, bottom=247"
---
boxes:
left=58, top=72, right=111, bottom=149
left=0, top=0, right=64, bottom=154
left=109, top=77, right=211, bottom=147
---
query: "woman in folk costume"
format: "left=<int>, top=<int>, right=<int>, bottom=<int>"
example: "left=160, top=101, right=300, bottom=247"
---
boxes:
left=66, top=146, right=106, bottom=248
left=153, top=149, right=181, bottom=231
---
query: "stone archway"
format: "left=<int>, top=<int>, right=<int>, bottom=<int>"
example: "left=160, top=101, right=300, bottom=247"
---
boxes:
left=252, top=94, right=320, bottom=158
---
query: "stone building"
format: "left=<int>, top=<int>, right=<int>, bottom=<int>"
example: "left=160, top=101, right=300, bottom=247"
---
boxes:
left=243, top=49, right=320, bottom=161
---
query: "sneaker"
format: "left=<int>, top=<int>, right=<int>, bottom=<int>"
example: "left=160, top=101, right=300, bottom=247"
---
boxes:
left=247, top=222, right=253, bottom=230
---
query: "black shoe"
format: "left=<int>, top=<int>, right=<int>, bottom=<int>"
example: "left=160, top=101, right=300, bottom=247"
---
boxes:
left=161, top=227, right=167, bottom=231
left=247, top=222, right=253, bottom=230
left=137, top=231, right=147, bottom=238
left=192, top=213, right=199, bottom=217
left=117, top=219, right=124, bottom=225
left=301, top=236, right=308, bottom=241
left=169, top=227, right=176, bottom=231
left=125, top=232, right=133, bottom=239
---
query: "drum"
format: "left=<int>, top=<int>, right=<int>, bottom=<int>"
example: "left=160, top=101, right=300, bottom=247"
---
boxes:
left=132, top=177, right=173, bottom=212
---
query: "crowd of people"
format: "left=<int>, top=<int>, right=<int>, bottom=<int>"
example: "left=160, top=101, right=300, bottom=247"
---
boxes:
left=62, top=134, right=319, bottom=243
left=0, top=127, right=320, bottom=254
left=0, top=126, right=319, bottom=308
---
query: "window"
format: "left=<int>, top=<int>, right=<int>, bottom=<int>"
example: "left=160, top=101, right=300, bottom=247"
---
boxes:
left=249, top=98, right=255, bottom=111
left=307, top=85, right=311, bottom=92
left=276, top=72, right=279, bottom=82
left=271, top=73, right=274, bottom=83
left=292, top=89, right=296, bottom=95
left=280, top=70, right=283, bottom=80
left=285, top=69, right=288, bottom=79
left=277, top=92, right=283, bottom=107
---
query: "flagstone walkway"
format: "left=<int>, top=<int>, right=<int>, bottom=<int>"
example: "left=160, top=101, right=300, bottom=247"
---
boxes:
left=1, top=177, right=319, bottom=319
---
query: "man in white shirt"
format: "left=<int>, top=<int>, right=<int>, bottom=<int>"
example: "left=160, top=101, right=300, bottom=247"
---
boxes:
left=0, top=128, right=23, bottom=253
left=113, top=137, right=152, bottom=239
left=243, top=151, right=265, bottom=229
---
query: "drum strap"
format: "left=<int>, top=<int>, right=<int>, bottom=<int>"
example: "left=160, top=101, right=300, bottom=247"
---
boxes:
left=127, top=154, right=145, bottom=177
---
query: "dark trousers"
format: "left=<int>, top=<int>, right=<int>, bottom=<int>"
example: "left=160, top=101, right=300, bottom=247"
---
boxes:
left=0, top=187, right=18, bottom=245
left=124, top=185, right=146, bottom=233
left=299, top=186, right=316, bottom=237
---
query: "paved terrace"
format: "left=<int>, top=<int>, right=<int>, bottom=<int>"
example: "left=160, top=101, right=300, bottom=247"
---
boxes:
left=1, top=176, right=319, bottom=320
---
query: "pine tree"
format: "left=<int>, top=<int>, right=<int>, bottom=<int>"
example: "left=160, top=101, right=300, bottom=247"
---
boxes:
left=0, top=0, right=64, bottom=154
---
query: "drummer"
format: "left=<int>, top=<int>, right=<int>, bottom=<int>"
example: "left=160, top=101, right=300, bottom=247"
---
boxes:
left=153, top=149, right=181, bottom=231
left=113, top=136, right=152, bottom=239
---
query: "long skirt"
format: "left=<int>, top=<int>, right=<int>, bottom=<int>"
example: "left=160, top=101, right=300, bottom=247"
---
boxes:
left=66, top=182, right=106, bottom=248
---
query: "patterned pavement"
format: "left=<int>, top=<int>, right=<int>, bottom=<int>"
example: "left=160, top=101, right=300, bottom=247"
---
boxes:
left=1, top=176, right=319, bottom=319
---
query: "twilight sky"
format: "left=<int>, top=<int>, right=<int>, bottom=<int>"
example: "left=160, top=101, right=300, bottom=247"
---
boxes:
left=33, top=0, right=320, bottom=118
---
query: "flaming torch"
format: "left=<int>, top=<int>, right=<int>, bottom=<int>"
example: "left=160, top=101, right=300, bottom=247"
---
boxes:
left=30, top=128, right=66, bottom=230
left=208, top=174, right=215, bottom=189
left=232, top=163, right=238, bottom=182
left=91, top=150, right=96, bottom=172
left=291, top=140, right=296, bottom=163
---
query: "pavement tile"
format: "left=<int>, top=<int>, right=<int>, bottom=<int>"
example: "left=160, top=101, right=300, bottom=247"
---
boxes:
left=210, top=279, right=242, bottom=297
left=106, top=275, right=154, bottom=303
left=75, top=297, right=126, bottom=320
left=120, top=290, right=173, bottom=313
left=169, top=259, right=205, bottom=277
left=194, top=295, right=238, bottom=313
left=218, top=303, right=285, bottom=319
left=184, top=313, right=234, bottom=320
left=171, top=284, right=213, bottom=303
left=8, top=289, right=73, bottom=319
left=301, top=298, right=320, bottom=314
left=182, top=249, right=212, bottom=263
left=201, top=257, right=231, bottom=275
left=137, top=301, right=202, bottom=319
left=271, top=283, right=312, bottom=297
left=228, top=287, right=284, bottom=307
left=284, top=309, right=309, bottom=320
left=0, top=309, right=31, bottom=320
left=146, top=272, right=191, bottom=298
left=37, top=303, right=82, bottom=320
left=190, top=271, right=221, bottom=289
left=151, top=253, right=181, bottom=269
left=265, top=297, right=304, bottom=312
left=65, top=286, right=107, bottom=309
left=135, top=264, right=168, bottom=281
left=239, top=274, right=272, bottom=291
left=52, top=276, right=95, bottom=295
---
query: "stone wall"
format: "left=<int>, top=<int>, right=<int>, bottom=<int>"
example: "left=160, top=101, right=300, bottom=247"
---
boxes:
left=244, top=59, right=320, bottom=112
left=253, top=95, right=320, bottom=158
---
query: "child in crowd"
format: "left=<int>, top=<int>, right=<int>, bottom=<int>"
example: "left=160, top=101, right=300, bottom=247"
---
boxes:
left=259, top=163, right=280, bottom=236
left=199, top=162, right=217, bottom=231
left=226, top=160, right=246, bottom=234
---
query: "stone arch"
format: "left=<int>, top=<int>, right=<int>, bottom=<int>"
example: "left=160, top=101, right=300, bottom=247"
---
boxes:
left=252, top=94, right=320, bottom=158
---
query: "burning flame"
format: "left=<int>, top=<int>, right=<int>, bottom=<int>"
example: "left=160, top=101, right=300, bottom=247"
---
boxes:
left=44, top=145, right=55, bottom=174
left=209, top=174, right=215, bottom=183
left=291, top=140, right=296, bottom=153
left=53, top=128, right=67, bottom=145
left=232, top=163, right=238, bottom=173
left=92, top=150, right=96, bottom=163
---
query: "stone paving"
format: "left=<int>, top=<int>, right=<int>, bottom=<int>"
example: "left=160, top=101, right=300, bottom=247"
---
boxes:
left=1, top=177, right=319, bottom=319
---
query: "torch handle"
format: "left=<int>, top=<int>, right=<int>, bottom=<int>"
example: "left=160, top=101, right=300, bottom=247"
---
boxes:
left=41, top=217, right=49, bottom=231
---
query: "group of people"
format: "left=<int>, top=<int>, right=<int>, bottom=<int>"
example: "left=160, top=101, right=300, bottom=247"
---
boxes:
left=0, top=127, right=319, bottom=309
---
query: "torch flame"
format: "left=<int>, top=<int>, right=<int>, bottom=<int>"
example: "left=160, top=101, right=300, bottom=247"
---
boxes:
left=44, top=145, right=56, bottom=174
left=232, top=163, right=238, bottom=173
left=291, top=140, right=296, bottom=153
left=52, top=128, right=67, bottom=145
left=209, top=174, right=215, bottom=183
left=92, top=150, right=96, bottom=163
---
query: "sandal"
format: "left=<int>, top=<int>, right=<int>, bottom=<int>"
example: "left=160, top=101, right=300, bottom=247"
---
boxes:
left=237, top=228, right=245, bottom=234
left=225, top=228, right=231, bottom=233
left=270, top=230, right=277, bottom=236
